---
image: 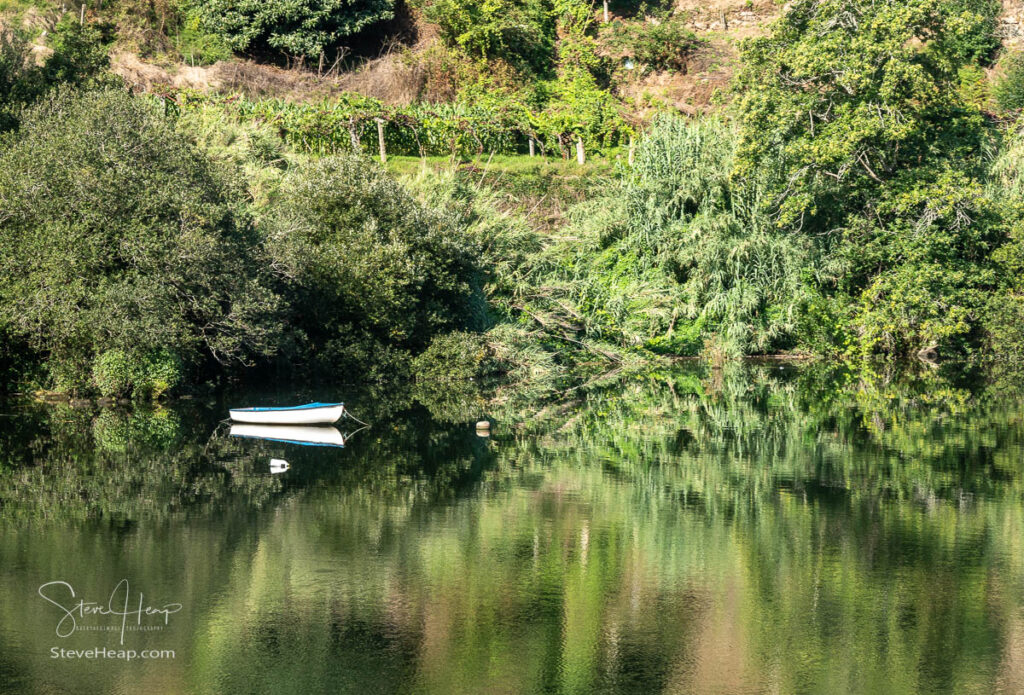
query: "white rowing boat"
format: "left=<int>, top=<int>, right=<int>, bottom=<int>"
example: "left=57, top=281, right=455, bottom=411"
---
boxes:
left=228, top=402, right=344, bottom=425
left=229, top=423, right=346, bottom=448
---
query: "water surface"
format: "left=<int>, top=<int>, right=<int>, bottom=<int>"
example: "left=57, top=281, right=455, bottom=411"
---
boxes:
left=1, top=362, right=1023, bottom=694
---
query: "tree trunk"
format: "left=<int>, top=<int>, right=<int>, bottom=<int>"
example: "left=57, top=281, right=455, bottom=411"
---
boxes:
left=529, top=137, right=535, bottom=157
left=376, top=118, right=386, bottom=163
left=575, top=137, right=585, bottom=165
left=603, top=0, right=609, bottom=23
left=628, top=135, right=635, bottom=166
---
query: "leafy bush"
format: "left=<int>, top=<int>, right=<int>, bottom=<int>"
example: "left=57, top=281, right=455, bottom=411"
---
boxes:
left=735, top=0, right=1005, bottom=356
left=0, top=30, right=36, bottom=132
left=983, top=293, right=1024, bottom=358
left=93, top=348, right=183, bottom=399
left=840, top=170, right=1004, bottom=355
left=602, top=17, right=704, bottom=72
left=413, top=331, right=494, bottom=382
left=995, top=51, right=1024, bottom=113
left=935, top=0, right=1000, bottom=63
left=188, top=0, right=395, bottom=57
left=736, top=0, right=997, bottom=230
left=0, top=89, right=284, bottom=392
left=415, top=0, right=555, bottom=74
left=266, top=155, right=481, bottom=380
left=43, top=15, right=117, bottom=87
left=523, top=116, right=807, bottom=357
left=175, top=16, right=235, bottom=65
left=0, top=19, right=114, bottom=132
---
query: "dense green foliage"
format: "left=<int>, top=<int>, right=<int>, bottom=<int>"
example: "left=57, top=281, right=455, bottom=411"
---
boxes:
left=0, top=89, right=283, bottom=394
left=266, top=155, right=483, bottom=380
left=165, top=87, right=631, bottom=158
left=601, top=15, right=703, bottom=72
left=995, top=50, right=1024, bottom=113
left=0, top=18, right=114, bottom=131
left=514, top=117, right=809, bottom=357
left=736, top=0, right=998, bottom=228
left=92, top=348, right=183, bottom=398
left=732, top=0, right=1009, bottom=356
left=415, top=0, right=555, bottom=73
left=476, top=0, right=1024, bottom=360
left=187, top=0, right=395, bottom=57
left=6, top=0, right=1024, bottom=395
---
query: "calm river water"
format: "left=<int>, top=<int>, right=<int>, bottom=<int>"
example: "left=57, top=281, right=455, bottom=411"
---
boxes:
left=1, top=362, right=1023, bottom=694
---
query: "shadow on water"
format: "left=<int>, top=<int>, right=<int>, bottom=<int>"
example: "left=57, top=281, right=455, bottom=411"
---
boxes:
left=0, top=360, right=1023, bottom=694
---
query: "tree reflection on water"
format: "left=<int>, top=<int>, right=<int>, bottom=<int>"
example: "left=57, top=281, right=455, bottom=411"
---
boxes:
left=0, top=361, right=1022, bottom=694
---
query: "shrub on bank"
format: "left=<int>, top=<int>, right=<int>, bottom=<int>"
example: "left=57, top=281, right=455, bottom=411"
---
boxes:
left=0, top=18, right=115, bottom=132
left=266, top=155, right=482, bottom=380
left=187, top=0, right=395, bottom=57
left=0, top=89, right=284, bottom=394
left=995, top=51, right=1024, bottom=113
left=92, top=348, right=184, bottom=399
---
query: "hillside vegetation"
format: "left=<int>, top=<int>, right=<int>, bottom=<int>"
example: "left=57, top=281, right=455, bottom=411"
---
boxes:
left=3, top=0, right=1024, bottom=400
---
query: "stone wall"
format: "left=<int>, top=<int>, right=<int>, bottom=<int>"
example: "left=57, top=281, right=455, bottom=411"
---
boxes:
left=675, top=0, right=778, bottom=33
left=1001, top=1, right=1024, bottom=46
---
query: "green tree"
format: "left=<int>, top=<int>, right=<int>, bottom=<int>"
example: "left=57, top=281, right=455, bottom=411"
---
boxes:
left=736, top=0, right=997, bottom=230
left=189, top=0, right=395, bottom=57
left=416, top=0, right=556, bottom=74
left=0, top=18, right=114, bottom=132
left=0, top=31, right=39, bottom=132
left=735, top=0, right=1005, bottom=355
left=266, top=155, right=481, bottom=380
left=0, top=89, right=284, bottom=393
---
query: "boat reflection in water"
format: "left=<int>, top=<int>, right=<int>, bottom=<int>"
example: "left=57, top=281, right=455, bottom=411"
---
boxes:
left=229, top=423, right=347, bottom=448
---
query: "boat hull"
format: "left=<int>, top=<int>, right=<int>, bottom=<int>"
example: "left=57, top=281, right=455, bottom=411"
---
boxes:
left=229, top=424, right=346, bottom=447
left=229, top=403, right=344, bottom=425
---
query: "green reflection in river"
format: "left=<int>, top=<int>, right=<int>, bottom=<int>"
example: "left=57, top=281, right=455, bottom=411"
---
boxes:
left=0, top=362, right=1023, bottom=694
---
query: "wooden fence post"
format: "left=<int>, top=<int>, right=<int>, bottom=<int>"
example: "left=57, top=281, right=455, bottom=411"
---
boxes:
left=375, top=118, right=386, bottom=163
left=575, top=136, right=585, bottom=166
left=528, top=137, right=535, bottom=157
left=603, top=0, right=609, bottom=23
left=349, top=117, right=361, bottom=152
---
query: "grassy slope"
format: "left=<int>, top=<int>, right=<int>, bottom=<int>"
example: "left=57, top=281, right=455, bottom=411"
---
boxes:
left=386, top=154, right=620, bottom=232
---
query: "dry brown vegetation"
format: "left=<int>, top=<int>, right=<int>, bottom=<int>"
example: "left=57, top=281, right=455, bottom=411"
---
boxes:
left=37, top=0, right=1024, bottom=114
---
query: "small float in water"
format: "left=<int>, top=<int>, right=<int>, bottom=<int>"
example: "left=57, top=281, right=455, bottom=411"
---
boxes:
left=230, top=423, right=347, bottom=448
left=229, top=402, right=349, bottom=426
left=269, top=458, right=290, bottom=474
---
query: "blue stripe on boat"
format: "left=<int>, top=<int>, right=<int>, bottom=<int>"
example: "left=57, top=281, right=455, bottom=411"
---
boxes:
left=231, top=434, right=344, bottom=448
left=232, top=402, right=343, bottom=412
